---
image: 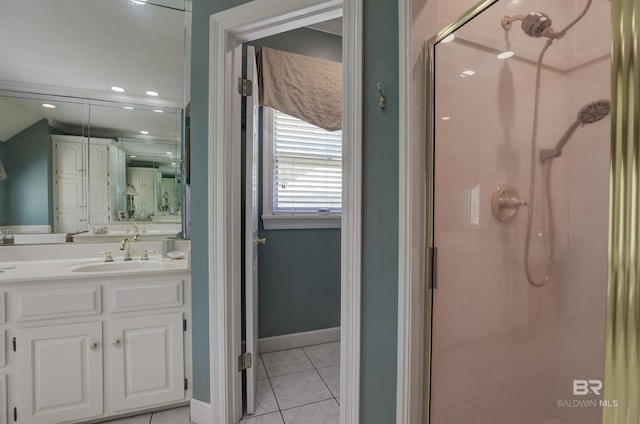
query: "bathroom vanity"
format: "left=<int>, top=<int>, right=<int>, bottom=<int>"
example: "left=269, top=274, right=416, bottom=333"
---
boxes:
left=0, top=244, right=191, bottom=424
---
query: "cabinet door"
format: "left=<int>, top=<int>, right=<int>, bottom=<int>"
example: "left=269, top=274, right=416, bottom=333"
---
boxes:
left=16, top=322, right=103, bottom=424
left=54, top=141, right=85, bottom=178
left=89, top=177, right=111, bottom=224
left=109, top=313, right=184, bottom=412
left=88, top=143, right=109, bottom=178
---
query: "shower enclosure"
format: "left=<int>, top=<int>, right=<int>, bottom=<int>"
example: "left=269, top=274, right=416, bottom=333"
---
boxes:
left=425, top=1, right=613, bottom=423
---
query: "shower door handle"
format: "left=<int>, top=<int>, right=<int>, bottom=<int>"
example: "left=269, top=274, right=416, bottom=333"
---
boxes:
left=427, top=246, right=438, bottom=290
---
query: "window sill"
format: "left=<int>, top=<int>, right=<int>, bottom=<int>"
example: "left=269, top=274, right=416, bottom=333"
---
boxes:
left=261, top=214, right=341, bottom=230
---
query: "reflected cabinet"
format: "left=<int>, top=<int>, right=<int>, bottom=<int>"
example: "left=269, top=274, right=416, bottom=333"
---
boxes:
left=52, top=135, right=126, bottom=233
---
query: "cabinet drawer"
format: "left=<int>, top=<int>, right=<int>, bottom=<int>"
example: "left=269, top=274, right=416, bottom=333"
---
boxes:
left=15, top=286, right=101, bottom=322
left=109, top=280, right=183, bottom=312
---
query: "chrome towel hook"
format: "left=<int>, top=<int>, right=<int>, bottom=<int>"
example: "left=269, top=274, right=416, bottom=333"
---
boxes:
left=377, top=82, right=387, bottom=109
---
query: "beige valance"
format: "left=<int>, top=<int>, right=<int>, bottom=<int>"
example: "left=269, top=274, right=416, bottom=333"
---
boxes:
left=259, top=46, right=342, bottom=131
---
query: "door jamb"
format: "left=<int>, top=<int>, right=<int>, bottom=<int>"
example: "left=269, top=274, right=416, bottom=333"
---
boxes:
left=207, top=0, right=362, bottom=422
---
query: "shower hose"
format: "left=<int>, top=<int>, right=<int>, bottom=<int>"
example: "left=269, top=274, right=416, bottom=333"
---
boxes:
left=523, top=0, right=593, bottom=287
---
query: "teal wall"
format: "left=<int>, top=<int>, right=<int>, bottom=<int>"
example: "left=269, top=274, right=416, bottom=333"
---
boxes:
left=247, top=29, right=342, bottom=338
left=0, top=142, right=6, bottom=225
left=3, top=119, right=53, bottom=226
left=360, top=0, right=399, bottom=420
left=191, top=2, right=400, bottom=420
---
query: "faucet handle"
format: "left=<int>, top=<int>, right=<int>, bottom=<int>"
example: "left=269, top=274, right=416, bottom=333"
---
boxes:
left=140, top=249, right=155, bottom=261
left=98, top=251, right=114, bottom=262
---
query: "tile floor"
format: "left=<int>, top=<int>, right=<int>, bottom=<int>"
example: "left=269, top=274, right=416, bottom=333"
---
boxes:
left=104, top=342, right=340, bottom=424
left=241, top=342, right=341, bottom=424
left=104, top=405, right=191, bottom=424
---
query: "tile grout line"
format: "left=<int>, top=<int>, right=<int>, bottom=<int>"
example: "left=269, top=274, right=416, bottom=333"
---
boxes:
left=263, top=353, right=285, bottom=414
left=300, top=345, right=335, bottom=397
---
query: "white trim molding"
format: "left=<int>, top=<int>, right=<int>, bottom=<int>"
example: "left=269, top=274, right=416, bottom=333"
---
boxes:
left=397, top=0, right=428, bottom=423
left=259, top=327, right=341, bottom=353
left=340, top=0, right=362, bottom=422
left=207, top=0, right=361, bottom=423
left=190, top=399, right=212, bottom=424
left=261, top=214, right=341, bottom=230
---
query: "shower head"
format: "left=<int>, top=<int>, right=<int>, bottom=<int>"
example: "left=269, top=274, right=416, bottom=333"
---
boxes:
left=541, top=100, right=611, bottom=162
left=555, top=100, right=610, bottom=151
left=576, top=99, right=611, bottom=125
left=521, top=12, right=553, bottom=38
left=501, top=11, right=561, bottom=39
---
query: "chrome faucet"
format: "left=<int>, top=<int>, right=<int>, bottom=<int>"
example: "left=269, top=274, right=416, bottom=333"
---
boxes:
left=120, top=238, right=133, bottom=261
left=133, top=223, right=141, bottom=242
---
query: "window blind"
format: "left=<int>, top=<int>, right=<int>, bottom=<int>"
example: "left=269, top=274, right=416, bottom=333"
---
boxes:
left=271, top=109, right=342, bottom=213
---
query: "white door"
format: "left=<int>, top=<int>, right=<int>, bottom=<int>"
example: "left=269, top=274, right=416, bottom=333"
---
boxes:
left=244, top=45, right=261, bottom=415
left=109, top=313, right=185, bottom=412
left=16, top=322, right=103, bottom=424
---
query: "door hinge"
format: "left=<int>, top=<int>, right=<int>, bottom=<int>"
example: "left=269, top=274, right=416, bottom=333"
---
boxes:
left=183, top=319, right=187, bottom=332
left=13, top=406, right=17, bottom=422
left=184, top=378, right=188, bottom=390
left=238, top=352, right=252, bottom=371
left=12, top=337, right=16, bottom=352
left=238, top=78, right=253, bottom=97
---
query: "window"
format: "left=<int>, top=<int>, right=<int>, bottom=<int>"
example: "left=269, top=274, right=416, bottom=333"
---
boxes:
left=262, top=107, right=342, bottom=229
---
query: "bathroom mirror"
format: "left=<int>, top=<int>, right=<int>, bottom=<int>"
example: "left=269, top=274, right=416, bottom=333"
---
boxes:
left=0, top=0, right=191, bottom=241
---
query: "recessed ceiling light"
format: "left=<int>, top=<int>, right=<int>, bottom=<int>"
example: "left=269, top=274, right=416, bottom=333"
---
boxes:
left=166, top=151, right=173, bottom=155
left=459, top=74, right=468, bottom=78
left=497, top=51, right=515, bottom=60
left=441, top=116, right=451, bottom=121
left=462, top=69, right=476, bottom=76
left=441, top=34, right=455, bottom=44
left=123, top=106, right=134, bottom=110
left=131, top=0, right=148, bottom=4
left=130, top=155, right=137, bottom=158
left=153, top=109, right=163, bottom=113
left=111, top=86, right=126, bottom=93
left=171, top=162, right=176, bottom=165
left=140, top=131, right=149, bottom=135
left=42, top=103, right=57, bottom=109
left=145, top=90, right=159, bottom=96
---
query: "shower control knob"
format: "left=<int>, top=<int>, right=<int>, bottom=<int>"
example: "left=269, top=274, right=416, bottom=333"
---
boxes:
left=492, top=184, right=526, bottom=223
left=500, top=197, right=528, bottom=209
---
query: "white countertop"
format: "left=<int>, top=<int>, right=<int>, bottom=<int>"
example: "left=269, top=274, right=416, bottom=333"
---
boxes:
left=0, top=255, right=189, bottom=284
left=0, top=240, right=190, bottom=284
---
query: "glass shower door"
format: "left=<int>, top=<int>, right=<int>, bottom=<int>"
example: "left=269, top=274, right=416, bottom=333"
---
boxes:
left=427, top=1, right=611, bottom=423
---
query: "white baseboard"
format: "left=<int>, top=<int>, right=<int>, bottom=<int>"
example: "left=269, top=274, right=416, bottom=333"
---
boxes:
left=190, top=399, right=211, bottom=424
left=258, top=327, right=340, bottom=353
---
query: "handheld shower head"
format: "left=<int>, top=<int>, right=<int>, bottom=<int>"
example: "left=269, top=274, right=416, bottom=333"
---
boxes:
left=576, top=99, right=611, bottom=125
left=541, top=100, right=611, bottom=162
left=555, top=100, right=610, bottom=151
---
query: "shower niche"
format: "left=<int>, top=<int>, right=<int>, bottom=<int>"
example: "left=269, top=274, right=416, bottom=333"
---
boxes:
left=426, top=0, right=611, bottom=423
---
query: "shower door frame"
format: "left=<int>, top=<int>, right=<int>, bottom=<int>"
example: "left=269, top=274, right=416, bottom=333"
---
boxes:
left=420, top=3, right=501, bottom=423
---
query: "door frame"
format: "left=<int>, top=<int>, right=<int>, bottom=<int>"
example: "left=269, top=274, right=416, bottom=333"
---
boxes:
left=207, top=0, right=362, bottom=422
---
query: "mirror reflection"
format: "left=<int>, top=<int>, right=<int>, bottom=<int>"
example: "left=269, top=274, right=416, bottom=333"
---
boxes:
left=0, top=0, right=190, bottom=243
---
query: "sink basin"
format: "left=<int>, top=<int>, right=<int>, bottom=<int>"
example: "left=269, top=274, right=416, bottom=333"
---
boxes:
left=72, top=261, right=166, bottom=273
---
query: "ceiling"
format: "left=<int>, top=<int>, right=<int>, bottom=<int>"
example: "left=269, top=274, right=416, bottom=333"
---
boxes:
left=0, top=0, right=190, bottom=151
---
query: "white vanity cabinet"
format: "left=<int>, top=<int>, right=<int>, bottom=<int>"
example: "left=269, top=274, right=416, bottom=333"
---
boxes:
left=109, top=313, right=184, bottom=412
left=0, top=291, right=7, bottom=424
left=0, top=273, right=191, bottom=424
left=15, top=323, right=104, bottom=424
